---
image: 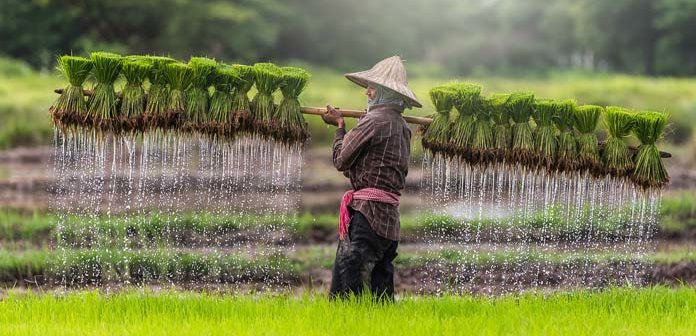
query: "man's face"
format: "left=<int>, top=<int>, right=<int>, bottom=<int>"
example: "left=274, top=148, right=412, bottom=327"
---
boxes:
left=366, top=86, right=377, bottom=101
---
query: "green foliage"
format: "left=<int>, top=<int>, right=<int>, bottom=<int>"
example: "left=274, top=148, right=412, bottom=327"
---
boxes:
left=208, top=65, right=239, bottom=124
left=632, top=111, right=669, bottom=188
left=507, top=92, right=535, bottom=162
left=554, top=99, right=578, bottom=170
left=164, top=62, right=193, bottom=114
left=470, top=97, right=495, bottom=160
left=274, top=66, right=312, bottom=144
left=552, top=99, right=577, bottom=132
left=89, top=51, right=123, bottom=85
left=120, top=60, right=152, bottom=118
left=3, top=0, right=696, bottom=77
left=602, top=106, right=636, bottom=175
left=188, top=57, right=218, bottom=89
left=121, top=58, right=151, bottom=85
left=533, top=100, right=558, bottom=167
left=574, top=105, right=603, bottom=171
left=574, top=104, right=603, bottom=134
left=57, top=56, right=93, bottom=87
left=423, top=85, right=458, bottom=149
left=145, top=56, right=176, bottom=85
left=51, top=56, right=93, bottom=117
left=490, top=94, right=512, bottom=154
left=251, top=63, right=284, bottom=133
left=449, top=83, right=483, bottom=153
left=186, top=57, right=217, bottom=123
left=144, top=56, right=176, bottom=116
left=230, top=64, right=255, bottom=114
left=87, top=52, right=122, bottom=120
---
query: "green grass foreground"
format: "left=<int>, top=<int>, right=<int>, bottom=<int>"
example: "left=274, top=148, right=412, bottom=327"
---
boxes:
left=0, top=287, right=695, bottom=335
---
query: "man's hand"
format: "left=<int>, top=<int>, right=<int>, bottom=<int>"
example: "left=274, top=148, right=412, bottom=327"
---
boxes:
left=322, top=105, right=345, bottom=128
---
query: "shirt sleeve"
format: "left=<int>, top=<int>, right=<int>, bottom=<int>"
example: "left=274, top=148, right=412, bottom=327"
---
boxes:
left=332, top=117, right=375, bottom=172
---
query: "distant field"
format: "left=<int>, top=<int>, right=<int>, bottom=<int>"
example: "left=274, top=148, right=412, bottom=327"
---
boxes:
left=1, top=287, right=695, bottom=335
left=1, top=57, right=695, bottom=148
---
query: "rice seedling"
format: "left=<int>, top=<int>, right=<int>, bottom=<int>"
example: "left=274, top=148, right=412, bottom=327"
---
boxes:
left=533, top=99, right=558, bottom=169
left=86, top=51, right=122, bottom=129
left=143, top=56, right=176, bottom=128
left=119, top=59, right=152, bottom=131
left=2, top=287, right=696, bottom=336
left=507, top=92, right=535, bottom=165
left=490, top=94, right=512, bottom=161
left=422, top=84, right=458, bottom=154
left=164, top=62, right=193, bottom=128
left=574, top=105, right=604, bottom=173
left=230, top=64, right=255, bottom=132
left=273, top=66, right=311, bottom=144
left=251, top=63, right=284, bottom=138
left=207, top=64, right=240, bottom=139
left=185, top=57, right=218, bottom=126
left=632, top=111, right=669, bottom=188
left=470, top=97, right=495, bottom=163
left=602, top=106, right=636, bottom=177
left=449, top=83, right=483, bottom=159
left=553, top=99, right=578, bottom=171
left=50, top=55, right=93, bottom=129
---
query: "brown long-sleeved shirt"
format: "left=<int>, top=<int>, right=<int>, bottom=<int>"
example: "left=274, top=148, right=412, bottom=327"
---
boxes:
left=332, top=103, right=411, bottom=241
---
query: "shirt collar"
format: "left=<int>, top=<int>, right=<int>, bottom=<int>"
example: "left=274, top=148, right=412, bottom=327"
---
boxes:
left=367, top=103, right=405, bottom=114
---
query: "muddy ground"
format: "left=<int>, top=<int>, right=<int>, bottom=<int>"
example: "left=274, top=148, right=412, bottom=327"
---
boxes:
left=3, top=260, right=695, bottom=295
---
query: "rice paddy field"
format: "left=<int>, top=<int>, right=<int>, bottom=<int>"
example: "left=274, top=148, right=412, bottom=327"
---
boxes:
left=2, top=57, right=696, bottom=150
left=2, top=57, right=696, bottom=334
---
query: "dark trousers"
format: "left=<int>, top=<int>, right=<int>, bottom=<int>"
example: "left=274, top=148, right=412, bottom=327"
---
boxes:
left=329, top=211, right=399, bottom=301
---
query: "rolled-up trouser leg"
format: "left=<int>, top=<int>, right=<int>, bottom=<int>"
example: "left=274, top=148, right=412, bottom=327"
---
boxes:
left=329, top=211, right=397, bottom=300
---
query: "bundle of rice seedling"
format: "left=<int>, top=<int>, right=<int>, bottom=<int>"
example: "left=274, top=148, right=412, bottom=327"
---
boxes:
left=185, top=57, right=218, bottom=126
left=119, top=58, right=152, bottom=132
left=422, top=85, right=458, bottom=154
left=251, top=63, right=284, bottom=138
left=553, top=99, right=578, bottom=171
left=632, top=111, right=669, bottom=188
left=230, top=64, right=255, bottom=132
left=143, top=56, right=176, bottom=128
left=86, top=52, right=122, bottom=130
left=470, top=97, right=495, bottom=163
left=574, top=104, right=604, bottom=173
left=490, top=94, right=512, bottom=162
left=449, top=83, right=482, bottom=159
left=533, top=99, right=558, bottom=169
left=507, top=92, right=535, bottom=165
left=602, top=106, right=636, bottom=177
left=207, top=64, right=240, bottom=139
left=489, top=94, right=512, bottom=162
left=273, top=66, right=311, bottom=144
left=164, top=62, right=193, bottom=130
left=50, top=55, right=93, bottom=129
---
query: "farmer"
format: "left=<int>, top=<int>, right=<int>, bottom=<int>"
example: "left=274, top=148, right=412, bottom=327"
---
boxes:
left=321, top=56, right=422, bottom=300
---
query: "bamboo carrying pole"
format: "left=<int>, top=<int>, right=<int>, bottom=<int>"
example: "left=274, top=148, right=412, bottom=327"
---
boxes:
left=52, top=88, right=671, bottom=158
left=299, top=106, right=432, bottom=126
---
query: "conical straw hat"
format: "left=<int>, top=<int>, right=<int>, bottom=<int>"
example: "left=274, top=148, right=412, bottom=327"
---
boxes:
left=345, top=56, right=422, bottom=108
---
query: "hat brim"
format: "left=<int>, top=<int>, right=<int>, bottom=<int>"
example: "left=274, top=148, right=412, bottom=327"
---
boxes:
left=345, top=73, right=423, bottom=108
